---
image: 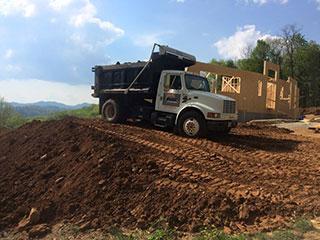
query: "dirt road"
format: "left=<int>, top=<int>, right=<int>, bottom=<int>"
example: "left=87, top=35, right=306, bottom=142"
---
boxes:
left=0, top=118, right=320, bottom=234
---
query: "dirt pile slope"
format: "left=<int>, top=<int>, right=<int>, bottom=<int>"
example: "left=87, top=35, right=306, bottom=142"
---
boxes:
left=0, top=127, right=9, bottom=136
left=0, top=118, right=320, bottom=233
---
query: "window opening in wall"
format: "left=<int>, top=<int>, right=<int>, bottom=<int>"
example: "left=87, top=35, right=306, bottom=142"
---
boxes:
left=221, top=76, right=241, bottom=93
left=266, top=82, right=276, bottom=109
left=268, top=69, right=275, bottom=78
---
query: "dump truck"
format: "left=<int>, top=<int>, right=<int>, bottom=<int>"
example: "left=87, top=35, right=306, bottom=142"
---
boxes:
left=92, top=44, right=237, bottom=137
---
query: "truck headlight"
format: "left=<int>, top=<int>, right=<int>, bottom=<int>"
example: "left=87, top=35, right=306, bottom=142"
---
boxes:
left=207, top=112, right=221, bottom=118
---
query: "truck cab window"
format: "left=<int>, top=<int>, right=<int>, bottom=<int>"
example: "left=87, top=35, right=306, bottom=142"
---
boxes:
left=185, top=74, right=210, bottom=92
left=164, top=74, right=181, bottom=90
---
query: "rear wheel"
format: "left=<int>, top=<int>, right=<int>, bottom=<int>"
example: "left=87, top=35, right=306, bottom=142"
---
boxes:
left=102, top=99, right=125, bottom=123
left=177, top=111, right=206, bottom=138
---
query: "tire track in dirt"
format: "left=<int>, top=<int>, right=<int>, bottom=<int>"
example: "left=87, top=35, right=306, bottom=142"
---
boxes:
left=105, top=120, right=319, bottom=185
left=128, top=124, right=320, bottom=185
left=80, top=122, right=290, bottom=208
left=83, top=120, right=320, bottom=214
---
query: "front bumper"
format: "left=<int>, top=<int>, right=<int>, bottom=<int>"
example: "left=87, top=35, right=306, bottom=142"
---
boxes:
left=206, top=120, right=237, bottom=131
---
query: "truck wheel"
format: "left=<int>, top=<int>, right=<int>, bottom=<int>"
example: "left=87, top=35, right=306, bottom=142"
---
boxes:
left=177, top=111, right=206, bottom=138
left=102, top=99, right=124, bottom=123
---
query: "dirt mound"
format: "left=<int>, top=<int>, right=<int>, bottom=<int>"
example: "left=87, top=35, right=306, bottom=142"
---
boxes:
left=1, top=117, right=320, bottom=233
left=0, top=127, right=9, bottom=136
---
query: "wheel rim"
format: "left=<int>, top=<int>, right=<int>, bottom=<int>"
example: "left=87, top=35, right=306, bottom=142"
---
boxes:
left=183, top=118, right=200, bottom=136
left=105, top=103, right=116, bottom=121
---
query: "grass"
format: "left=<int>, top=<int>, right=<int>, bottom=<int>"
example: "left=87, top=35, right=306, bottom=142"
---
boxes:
left=271, top=230, right=300, bottom=240
left=50, top=104, right=100, bottom=119
left=194, top=227, right=246, bottom=240
left=109, top=227, right=137, bottom=240
left=147, top=228, right=175, bottom=240
left=1, top=218, right=318, bottom=240
left=2, top=104, right=100, bottom=129
left=251, top=232, right=270, bottom=240
left=293, top=218, right=315, bottom=234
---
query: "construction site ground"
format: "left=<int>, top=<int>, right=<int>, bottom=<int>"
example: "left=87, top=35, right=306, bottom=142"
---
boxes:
left=0, top=117, right=320, bottom=239
left=275, top=121, right=320, bottom=139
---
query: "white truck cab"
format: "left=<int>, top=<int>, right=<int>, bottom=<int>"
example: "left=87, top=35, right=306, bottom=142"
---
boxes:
left=154, top=70, right=237, bottom=137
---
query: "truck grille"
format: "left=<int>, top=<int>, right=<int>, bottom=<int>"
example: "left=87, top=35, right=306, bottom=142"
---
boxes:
left=223, top=100, right=236, bottom=113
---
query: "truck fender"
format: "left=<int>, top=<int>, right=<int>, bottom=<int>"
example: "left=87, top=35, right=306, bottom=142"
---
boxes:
left=175, top=104, right=206, bottom=125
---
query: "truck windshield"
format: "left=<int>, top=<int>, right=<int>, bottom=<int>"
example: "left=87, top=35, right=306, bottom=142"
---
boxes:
left=185, top=74, right=210, bottom=92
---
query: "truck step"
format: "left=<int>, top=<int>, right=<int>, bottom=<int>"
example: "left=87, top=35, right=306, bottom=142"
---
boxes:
left=154, top=116, right=171, bottom=128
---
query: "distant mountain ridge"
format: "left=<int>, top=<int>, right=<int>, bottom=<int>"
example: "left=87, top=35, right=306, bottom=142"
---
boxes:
left=9, top=101, right=91, bottom=117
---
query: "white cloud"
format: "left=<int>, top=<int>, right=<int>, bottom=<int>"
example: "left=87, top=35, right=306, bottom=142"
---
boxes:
left=0, top=0, right=36, bottom=17
left=241, top=0, right=288, bottom=5
left=49, top=0, right=74, bottom=11
left=0, top=79, right=96, bottom=104
left=49, top=0, right=125, bottom=50
left=4, top=49, right=14, bottom=59
left=214, top=25, right=278, bottom=59
left=0, top=0, right=124, bottom=45
left=69, top=0, right=124, bottom=38
left=69, top=0, right=95, bottom=27
left=176, top=0, right=185, bottom=3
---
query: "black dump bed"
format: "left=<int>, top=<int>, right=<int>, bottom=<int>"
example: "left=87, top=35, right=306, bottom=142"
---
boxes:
left=92, top=45, right=196, bottom=98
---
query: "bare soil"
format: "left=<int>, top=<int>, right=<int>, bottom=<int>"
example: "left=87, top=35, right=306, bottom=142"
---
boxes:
left=0, top=127, right=9, bottom=136
left=0, top=117, right=320, bottom=234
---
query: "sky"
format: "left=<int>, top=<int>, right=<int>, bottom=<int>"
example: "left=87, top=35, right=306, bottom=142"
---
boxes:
left=0, top=0, right=319, bottom=104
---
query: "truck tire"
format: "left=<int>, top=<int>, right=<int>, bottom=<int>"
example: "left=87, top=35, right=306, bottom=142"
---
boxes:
left=177, top=110, right=206, bottom=138
left=102, top=99, right=125, bottom=123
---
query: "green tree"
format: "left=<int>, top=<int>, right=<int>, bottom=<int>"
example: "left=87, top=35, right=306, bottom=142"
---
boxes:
left=0, top=97, right=14, bottom=128
left=281, top=24, right=307, bottom=79
left=237, top=39, right=285, bottom=73
left=238, top=40, right=274, bottom=73
left=292, top=41, right=320, bottom=107
left=210, top=58, right=237, bottom=69
left=0, top=97, right=26, bottom=128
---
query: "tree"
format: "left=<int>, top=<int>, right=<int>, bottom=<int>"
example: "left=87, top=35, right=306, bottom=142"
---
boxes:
left=281, top=24, right=307, bottom=79
left=268, top=38, right=284, bottom=65
left=238, top=40, right=271, bottom=73
left=210, top=58, right=237, bottom=69
left=0, top=97, right=26, bottom=128
left=292, top=41, right=320, bottom=107
left=0, top=97, right=14, bottom=128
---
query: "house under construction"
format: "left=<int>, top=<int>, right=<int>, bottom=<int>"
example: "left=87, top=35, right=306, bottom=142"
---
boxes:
left=188, top=61, right=300, bottom=122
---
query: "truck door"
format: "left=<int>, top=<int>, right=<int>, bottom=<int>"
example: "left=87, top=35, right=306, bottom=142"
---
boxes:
left=156, top=72, right=184, bottom=114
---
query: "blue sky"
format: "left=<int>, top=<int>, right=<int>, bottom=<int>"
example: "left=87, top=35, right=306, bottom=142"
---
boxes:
left=0, top=0, right=319, bottom=104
